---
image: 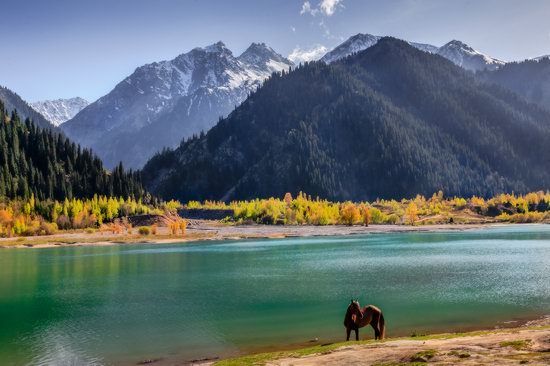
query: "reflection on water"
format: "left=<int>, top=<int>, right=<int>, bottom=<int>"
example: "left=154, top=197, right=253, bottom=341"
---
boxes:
left=1, top=225, right=549, bottom=365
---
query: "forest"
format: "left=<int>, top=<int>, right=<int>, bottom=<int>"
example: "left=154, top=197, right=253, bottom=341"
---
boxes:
left=0, top=100, right=149, bottom=202
left=186, top=191, right=550, bottom=226
left=142, top=38, right=550, bottom=202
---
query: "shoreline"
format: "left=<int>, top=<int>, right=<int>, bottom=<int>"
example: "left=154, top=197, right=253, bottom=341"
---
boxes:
left=208, top=316, right=550, bottom=366
left=0, top=222, right=508, bottom=249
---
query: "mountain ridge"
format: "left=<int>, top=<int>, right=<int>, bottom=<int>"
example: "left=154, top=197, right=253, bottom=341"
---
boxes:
left=62, top=41, right=293, bottom=169
left=0, top=86, right=55, bottom=130
left=31, top=97, right=88, bottom=126
left=321, top=33, right=504, bottom=71
left=141, top=37, right=550, bottom=202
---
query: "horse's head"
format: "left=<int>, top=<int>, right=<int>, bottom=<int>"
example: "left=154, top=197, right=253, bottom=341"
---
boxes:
left=348, top=299, right=363, bottom=320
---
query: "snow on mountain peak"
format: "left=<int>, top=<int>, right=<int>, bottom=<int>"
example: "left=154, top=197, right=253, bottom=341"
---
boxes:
left=31, top=97, right=89, bottom=126
left=321, top=33, right=505, bottom=72
left=437, top=40, right=505, bottom=71
left=320, top=33, right=439, bottom=64
left=239, top=42, right=294, bottom=73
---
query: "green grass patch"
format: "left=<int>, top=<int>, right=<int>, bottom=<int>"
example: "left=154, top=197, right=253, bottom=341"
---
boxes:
left=410, top=349, right=437, bottom=362
left=373, top=363, right=427, bottom=366
left=448, top=350, right=471, bottom=358
left=500, top=339, right=531, bottom=350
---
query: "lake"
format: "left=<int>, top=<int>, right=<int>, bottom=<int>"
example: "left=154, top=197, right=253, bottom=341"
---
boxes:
left=1, top=224, right=549, bottom=365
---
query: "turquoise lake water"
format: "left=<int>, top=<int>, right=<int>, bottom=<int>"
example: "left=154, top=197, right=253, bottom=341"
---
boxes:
left=1, top=225, right=549, bottom=365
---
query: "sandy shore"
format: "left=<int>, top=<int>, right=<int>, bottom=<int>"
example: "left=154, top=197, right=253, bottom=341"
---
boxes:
left=0, top=222, right=496, bottom=248
left=210, top=318, right=550, bottom=366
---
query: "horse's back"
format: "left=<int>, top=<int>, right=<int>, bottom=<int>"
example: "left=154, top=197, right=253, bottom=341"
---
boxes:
left=364, top=305, right=382, bottom=315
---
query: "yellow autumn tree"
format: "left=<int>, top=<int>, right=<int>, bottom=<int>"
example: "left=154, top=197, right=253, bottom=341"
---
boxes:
left=404, top=202, right=418, bottom=225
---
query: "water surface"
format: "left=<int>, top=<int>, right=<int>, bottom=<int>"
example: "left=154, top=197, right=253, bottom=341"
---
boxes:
left=1, top=225, right=549, bottom=365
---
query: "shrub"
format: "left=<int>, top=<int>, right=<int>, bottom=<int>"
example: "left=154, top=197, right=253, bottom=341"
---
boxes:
left=138, top=226, right=150, bottom=236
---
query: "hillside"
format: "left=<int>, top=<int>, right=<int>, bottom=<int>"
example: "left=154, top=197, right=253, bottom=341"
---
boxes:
left=478, top=57, right=550, bottom=110
left=141, top=38, right=550, bottom=202
left=0, top=86, right=54, bottom=130
left=0, top=100, right=147, bottom=202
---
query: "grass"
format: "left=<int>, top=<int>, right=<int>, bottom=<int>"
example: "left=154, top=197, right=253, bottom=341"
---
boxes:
left=213, top=340, right=379, bottom=366
left=372, top=363, right=427, bottom=366
left=448, top=350, right=471, bottom=358
left=500, top=339, right=531, bottom=350
left=410, top=349, right=437, bottom=361
left=213, top=326, right=550, bottom=366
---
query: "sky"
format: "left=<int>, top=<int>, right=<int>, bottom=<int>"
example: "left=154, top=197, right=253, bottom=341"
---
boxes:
left=2, top=0, right=550, bottom=102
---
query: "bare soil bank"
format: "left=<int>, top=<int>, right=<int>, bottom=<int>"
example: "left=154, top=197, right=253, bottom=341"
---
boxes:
left=210, top=317, right=550, bottom=366
left=0, top=222, right=495, bottom=248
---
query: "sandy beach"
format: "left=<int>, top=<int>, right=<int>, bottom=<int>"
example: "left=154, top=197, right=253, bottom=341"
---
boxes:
left=0, top=221, right=496, bottom=249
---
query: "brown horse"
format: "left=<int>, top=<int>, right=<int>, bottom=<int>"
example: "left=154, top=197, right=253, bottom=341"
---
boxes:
left=343, top=299, right=385, bottom=341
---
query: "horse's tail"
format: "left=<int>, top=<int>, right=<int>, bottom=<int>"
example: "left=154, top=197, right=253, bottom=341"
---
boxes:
left=379, top=313, right=386, bottom=339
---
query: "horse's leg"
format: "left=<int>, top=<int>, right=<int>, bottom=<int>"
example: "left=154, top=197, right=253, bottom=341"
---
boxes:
left=355, top=326, right=359, bottom=341
left=374, top=324, right=380, bottom=340
left=371, top=313, right=380, bottom=340
left=346, top=327, right=351, bottom=341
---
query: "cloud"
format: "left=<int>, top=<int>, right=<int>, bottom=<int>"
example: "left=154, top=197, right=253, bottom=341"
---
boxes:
left=288, top=44, right=329, bottom=64
left=320, top=0, right=343, bottom=16
left=300, top=1, right=318, bottom=16
left=300, top=0, right=343, bottom=17
left=291, top=26, right=296, bottom=32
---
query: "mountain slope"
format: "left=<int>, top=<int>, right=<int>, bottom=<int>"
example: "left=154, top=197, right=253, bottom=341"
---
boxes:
left=437, top=40, right=504, bottom=71
left=141, top=38, right=550, bottom=202
left=62, top=42, right=293, bottom=169
left=31, top=97, right=88, bottom=126
left=321, top=34, right=503, bottom=72
left=477, top=57, right=550, bottom=110
left=0, top=86, right=54, bottom=130
left=0, top=100, right=147, bottom=201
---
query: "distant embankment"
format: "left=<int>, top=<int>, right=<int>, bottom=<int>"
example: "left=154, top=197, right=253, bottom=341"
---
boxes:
left=178, top=209, right=235, bottom=220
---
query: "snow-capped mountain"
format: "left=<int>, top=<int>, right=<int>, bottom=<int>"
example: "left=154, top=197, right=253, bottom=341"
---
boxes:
left=437, top=40, right=504, bottom=71
left=321, top=33, right=439, bottom=63
left=62, top=41, right=293, bottom=169
left=31, top=97, right=88, bottom=126
left=321, top=34, right=504, bottom=72
left=533, top=55, right=550, bottom=61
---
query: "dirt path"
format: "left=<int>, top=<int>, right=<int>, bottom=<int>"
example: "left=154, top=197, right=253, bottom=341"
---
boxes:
left=269, top=326, right=550, bottom=366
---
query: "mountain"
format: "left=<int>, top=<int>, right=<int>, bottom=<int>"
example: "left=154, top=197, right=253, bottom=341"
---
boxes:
left=320, top=33, right=438, bottom=63
left=0, top=99, right=147, bottom=202
left=31, top=97, right=88, bottom=126
left=477, top=57, right=550, bottom=110
left=321, top=34, right=503, bottom=72
left=0, top=86, right=54, bottom=130
left=62, top=42, right=293, bottom=169
left=437, top=40, right=504, bottom=71
left=141, top=38, right=550, bottom=202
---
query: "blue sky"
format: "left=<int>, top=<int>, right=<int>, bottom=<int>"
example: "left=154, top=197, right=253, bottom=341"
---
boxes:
left=2, top=0, right=550, bottom=102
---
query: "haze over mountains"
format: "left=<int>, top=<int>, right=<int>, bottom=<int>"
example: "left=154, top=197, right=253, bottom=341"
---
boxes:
left=141, top=38, right=550, bottom=202
left=31, top=97, right=88, bottom=126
